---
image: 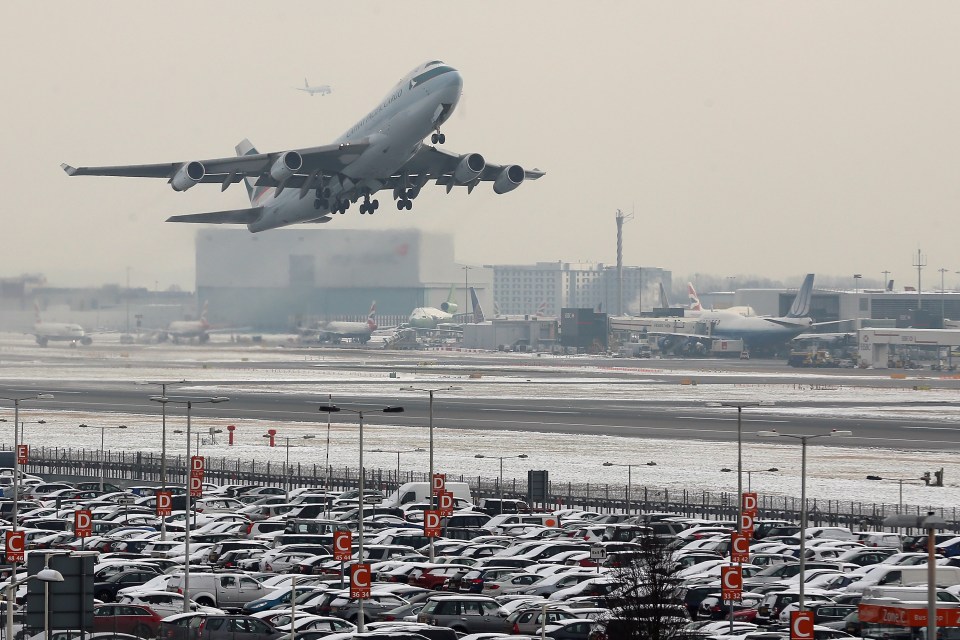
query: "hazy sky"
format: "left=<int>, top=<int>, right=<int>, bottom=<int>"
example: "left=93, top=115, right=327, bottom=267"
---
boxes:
left=4, top=2, right=960, bottom=290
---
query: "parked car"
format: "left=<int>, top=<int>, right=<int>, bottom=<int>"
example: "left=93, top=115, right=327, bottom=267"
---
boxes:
left=93, top=603, right=164, bottom=638
left=417, top=594, right=506, bottom=634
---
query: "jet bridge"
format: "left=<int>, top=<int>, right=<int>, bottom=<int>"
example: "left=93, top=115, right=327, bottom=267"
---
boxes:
left=858, top=328, right=960, bottom=368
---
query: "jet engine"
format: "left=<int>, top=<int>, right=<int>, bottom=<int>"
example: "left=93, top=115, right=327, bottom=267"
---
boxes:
left=170, top=161, right=205, bottom=192
left=440, top=301, right=459, bottom=314
left=270, top=151, right=303, bottom=182
left=453, top=153, right=485, bottom=185
left=493, top=165, right=525, bottom=194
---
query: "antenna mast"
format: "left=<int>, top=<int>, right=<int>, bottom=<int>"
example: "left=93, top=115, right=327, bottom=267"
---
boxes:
left=616, top=209, right=634, bottom=315
left=913, top=250, right=927, bottom=309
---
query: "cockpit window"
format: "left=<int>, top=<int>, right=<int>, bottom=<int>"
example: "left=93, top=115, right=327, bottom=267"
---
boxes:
left=410, top=65, right=455, bottom=89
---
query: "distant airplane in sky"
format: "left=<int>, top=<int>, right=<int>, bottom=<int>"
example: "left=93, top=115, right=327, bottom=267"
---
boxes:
left=33, top=303, right=91, bottom=347
left=62, top=60, right=544, bottom=232
left=297, top=78, right=331, bottom=96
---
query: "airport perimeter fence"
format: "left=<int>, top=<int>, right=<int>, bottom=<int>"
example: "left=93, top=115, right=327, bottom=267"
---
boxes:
left=10, top=444, right=960, bottom=533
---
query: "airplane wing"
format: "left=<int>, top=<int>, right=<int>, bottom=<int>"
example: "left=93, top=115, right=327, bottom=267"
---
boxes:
left=395, top=146, right=545, bottom=189
left=167, top=207, right=263, bottom=224
left=61, top=141, right=370, bottom=190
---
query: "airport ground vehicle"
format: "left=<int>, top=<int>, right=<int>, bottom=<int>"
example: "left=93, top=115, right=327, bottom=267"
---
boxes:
left=382, top=482, right=473, bottom=508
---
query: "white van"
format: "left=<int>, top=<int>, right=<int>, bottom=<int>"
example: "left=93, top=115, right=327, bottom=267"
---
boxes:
left=381, top=481, right=472, bottom=508
left=847, top=565, right=960, bottom=593
left=861, top=585, right=960, bottom=602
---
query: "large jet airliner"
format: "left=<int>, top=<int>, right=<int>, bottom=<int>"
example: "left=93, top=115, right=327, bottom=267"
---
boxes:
left=298, top=79, right=331, bottom=96
left=303, top=301, right=377, bottom=344
left=62, top=61, right=544, bottom=232
left=32, top=304, right=91, bottom=347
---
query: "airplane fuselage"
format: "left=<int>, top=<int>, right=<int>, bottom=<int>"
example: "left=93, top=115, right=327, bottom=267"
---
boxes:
left=408, top=307, right=452, bottom=329
left=250, top=64, right=463, bottom=232
left=34, top=322, right=90, bottom=346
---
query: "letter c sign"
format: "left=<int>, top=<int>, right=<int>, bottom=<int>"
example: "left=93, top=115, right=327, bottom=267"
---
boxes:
left=731, top=532, right=750, bottom=564
left=334, top=530, right=352, bottom=561
left=5, top=531, right=24, bottom=563
left=350, top=563, right=371, bottom=599
left=791, top=610, right=814, bottom=640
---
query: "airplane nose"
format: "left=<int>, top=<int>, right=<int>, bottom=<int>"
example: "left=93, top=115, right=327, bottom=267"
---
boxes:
left=445, top=69, right=463, bottom=100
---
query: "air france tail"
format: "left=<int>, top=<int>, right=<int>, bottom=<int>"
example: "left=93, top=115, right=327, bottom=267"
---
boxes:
left=786, top=274, right=815, bottom=318
left=367, top=301, right=377, bottom=331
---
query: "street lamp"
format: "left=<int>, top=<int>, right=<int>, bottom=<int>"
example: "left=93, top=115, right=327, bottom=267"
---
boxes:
left=601, top=461, right=655, bottom=515
left=399, top=385, right=460, bottom=561
left=4, top=567, right=63, bottom=640
left=865, top=474, right=924, bottom=514
left=757, top=428, right=852, bottom=612
left=720, top=467, right=779, bottom=493
left=318, top=403, right=404, bottom=633
left=262, top=433, right=316, bottom=502
left=370, top=447, right=425, bottom=486
left=462, top=266, right=473, bottom=316
left=149, top=395, right=229, bottom=612
left=79, top=424, right=128, bottom=492
left=140, top=380, right=189, bottom=541
left=475, top=454, right=529, bottom=507
left=853, top=273, right=862, bottom=293
left=883, top=512, right=946, bottom=640
left=708, top=402, right=770, bottom=528
left=0, top=393, right=53, bottom=531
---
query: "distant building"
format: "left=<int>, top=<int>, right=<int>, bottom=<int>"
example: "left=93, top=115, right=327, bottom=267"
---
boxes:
left=194, top=228, right=491, bottom=330
left=490, top=262, right=670, bottom=318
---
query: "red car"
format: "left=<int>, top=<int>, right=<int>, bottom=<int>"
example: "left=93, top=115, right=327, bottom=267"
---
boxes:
left=411, top=565, right=473, bottom=590
left=94, top=603, right=164, bottom=638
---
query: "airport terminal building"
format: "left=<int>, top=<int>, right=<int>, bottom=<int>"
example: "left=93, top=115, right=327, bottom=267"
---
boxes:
left=194, top=228, right=491, bottom=331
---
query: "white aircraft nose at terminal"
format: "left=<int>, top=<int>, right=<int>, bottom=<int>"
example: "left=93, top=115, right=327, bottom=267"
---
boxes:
left=61, top=61, right=544, bottom=232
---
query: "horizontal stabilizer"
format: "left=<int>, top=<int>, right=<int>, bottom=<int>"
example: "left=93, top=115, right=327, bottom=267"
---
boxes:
left=166, top=207, right=262, bottom=225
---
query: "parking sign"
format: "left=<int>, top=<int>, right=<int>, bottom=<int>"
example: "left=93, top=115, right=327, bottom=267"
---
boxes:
left=790, top=610, right=814, bottom=640
left=740, top=511, right=755, bottom=538
left=16, top=445, right=28, bottom=466
left=156, top=491, right=173, bottom=516
left=438, top=490, right=454, bottom=516
left=730, top=532, right=750, bottom=564
left=74, top=509, right=92, bottom=538
left=432, top=473, right=446, bottom=496
left=424, top=510, right=442, bottom=537
left=741, top=492, right=758, bottom=516
left=350, top=563, right=371, bottom=599
left=721, top=565, right=742, bottom=602
left=5, top=531, right=24, bottom=563
left=189, top=475, right=203, bottom=498
left=333, top=530, right=352, bottom=561
left=190, top=456, right=205, bottom=479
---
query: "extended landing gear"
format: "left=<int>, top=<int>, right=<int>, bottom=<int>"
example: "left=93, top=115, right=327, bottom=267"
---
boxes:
left=359, top=195, right=379, bottom=215
left=396, top=198, right=413, bottom=210
left=431, top=131, right=446, bottom=145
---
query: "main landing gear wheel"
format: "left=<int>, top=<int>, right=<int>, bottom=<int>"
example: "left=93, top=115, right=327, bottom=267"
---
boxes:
left=359, top=198, right=379, bottom=215
left=396, top=199, right=413, bottom=210
left=431, top=132, right=446, bottom=144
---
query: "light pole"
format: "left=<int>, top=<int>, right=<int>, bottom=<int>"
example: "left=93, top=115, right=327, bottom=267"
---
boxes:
left=149, top=395, right=229, bottom=613
left=79, top=424, right=128, bottom=492
left=720, top=467, right=779, bottom=493
left=475, top=454, right=529, bottom=507
left=884, top=512, right=947, bottom=640
left=601, top=461, right=654, bottom=515
left=399, top=385, right=460, bottom=562
left=853, top=273, right=862, bottom=293
left=318, top=403, right=404, bottom=633
left=940, top=267, right=949, bottom=327
left=262, top=433, right=316, bottom=502
left=140, top=380, right=189, bottom=541
left=758, top=429, right=852, bottom=612
left=709, top=402, right=769, bottom=525
left=462, top=266, right=473, bottom=317
left=727, top=276, right=736, bottom=292
left=370, top=447, right=425, bottom=486
left=865, top=474, right=923, bottom=514
left=4, top=567, right=63, bottom=640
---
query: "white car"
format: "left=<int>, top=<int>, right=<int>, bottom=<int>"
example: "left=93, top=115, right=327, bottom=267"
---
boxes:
left=116, top=591, right=222, bottom=617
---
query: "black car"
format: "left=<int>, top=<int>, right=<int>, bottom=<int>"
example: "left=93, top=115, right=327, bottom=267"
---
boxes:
left=94, top=570, right=164, bottom=602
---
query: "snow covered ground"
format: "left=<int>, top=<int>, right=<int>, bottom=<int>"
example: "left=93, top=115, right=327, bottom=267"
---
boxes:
left=0, top=332, right=958, bottom=511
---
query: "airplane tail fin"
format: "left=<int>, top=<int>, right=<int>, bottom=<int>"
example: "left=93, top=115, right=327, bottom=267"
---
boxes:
left=786, top=274, right=815, bottom=318
left=469, top=288, right=485, bottom=323
left=536, top=301, right=547, bottom=317
left=367, top=301, right=377, bottom=331
left=199, top=300, right=209, bottom=326
left=439, top=284, right=458, bottom=314
left=887, top=279, right=894, bottom=292
left=235, top=139, right=263, bottom=204
left=659, top=282, right=672, bottom=309
left=687, top=283, right=702, bottom=311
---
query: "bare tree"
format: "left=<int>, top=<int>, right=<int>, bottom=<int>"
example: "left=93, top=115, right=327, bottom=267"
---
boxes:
left=597, top=533, right=689, bottom=640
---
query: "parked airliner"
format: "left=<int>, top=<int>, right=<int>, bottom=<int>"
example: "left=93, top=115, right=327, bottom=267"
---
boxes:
left=298, top=79, right=331, bottom=96
left=62, top=61, right=544, bottom=232
left=33, top=304, right=91, bottom=347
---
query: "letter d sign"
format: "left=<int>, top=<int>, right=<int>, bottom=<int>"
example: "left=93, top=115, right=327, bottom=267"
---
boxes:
left=424, top=510, right=442, bottom=538
left=741, top=492, right=758, bottom=516
left=156, top=491, right=172, bottom=517
left=74, top=509, right=93, bottom=538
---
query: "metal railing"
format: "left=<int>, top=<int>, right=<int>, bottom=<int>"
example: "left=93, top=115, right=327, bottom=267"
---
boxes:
left=9, top=445, right=959, bottom=532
